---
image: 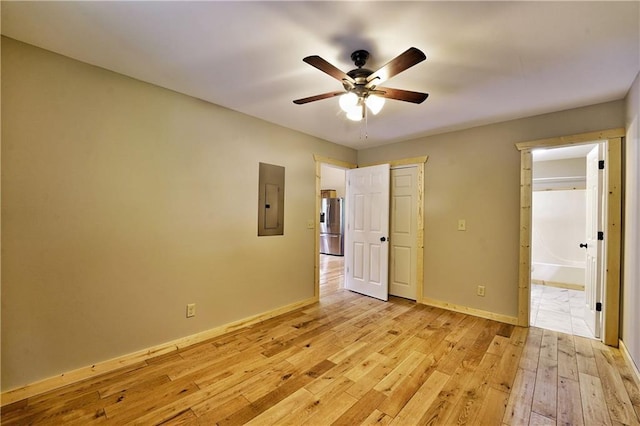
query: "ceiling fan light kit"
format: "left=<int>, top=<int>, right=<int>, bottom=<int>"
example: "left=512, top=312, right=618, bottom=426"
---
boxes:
left=339, top=92, right=385, bottom=122
left=294, top=47, right=429, bottom=124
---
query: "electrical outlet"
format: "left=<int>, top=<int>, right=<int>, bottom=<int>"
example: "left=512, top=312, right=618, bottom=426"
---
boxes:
left=477, top=285, right=485, bottom=297
left=186, top=303, right=196, bottom=318
left=457, top=219, right=466, bottom=231
left=306, top=219, right=315, bottom=229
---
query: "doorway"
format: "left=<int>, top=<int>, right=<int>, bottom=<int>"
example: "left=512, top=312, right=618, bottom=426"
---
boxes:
left=318, top=162, right=347, bottom=297
left=530, top=143, right=599, bottom=339
left=516, top=128, right=624, bottom=346
left=314, top=155, right=427, bottom=302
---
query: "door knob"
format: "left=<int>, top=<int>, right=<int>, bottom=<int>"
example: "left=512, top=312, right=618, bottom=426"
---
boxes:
left=580, top=243, right=588, bottom=248
left=380, top=237, right=387, bottom=242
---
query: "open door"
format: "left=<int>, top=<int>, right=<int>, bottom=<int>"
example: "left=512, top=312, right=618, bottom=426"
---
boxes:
left=344, top=164, right=390, bottom=301
left=584, top=144, right=603, bottom=338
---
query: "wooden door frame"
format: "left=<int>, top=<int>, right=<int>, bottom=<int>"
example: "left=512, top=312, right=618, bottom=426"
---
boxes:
left=515, top=128, right=624, bottom=346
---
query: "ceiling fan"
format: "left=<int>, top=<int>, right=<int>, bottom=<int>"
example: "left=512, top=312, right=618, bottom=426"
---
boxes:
left=293, top=47, right=429, bottom=121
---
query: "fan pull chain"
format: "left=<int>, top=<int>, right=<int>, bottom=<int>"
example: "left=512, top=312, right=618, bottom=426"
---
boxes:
left=361, top=104, right=368, bottom=140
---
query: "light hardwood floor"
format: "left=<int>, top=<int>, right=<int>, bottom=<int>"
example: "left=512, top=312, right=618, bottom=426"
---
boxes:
left=2, top=255, right=639, bottom=425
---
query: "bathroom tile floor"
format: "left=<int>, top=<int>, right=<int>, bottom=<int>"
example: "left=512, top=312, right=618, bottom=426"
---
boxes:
left=530, top=283, right=595, bottom=339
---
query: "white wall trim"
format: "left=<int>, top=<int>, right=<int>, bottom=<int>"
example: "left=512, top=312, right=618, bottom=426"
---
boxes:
left=0, top=296, right=318, bottom=406
left=421, top=297, right=519, bottom=325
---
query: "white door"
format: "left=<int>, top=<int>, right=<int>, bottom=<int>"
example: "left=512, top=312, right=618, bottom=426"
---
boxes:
left=389, top=166, right=418, bottom=300
left=344, top=164, right=390, bottom=301
left=584, top=144, right=603, bottom=338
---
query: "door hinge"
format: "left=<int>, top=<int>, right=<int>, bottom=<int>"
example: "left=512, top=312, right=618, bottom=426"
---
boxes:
left=598, top=160, right=605, bottom=170
left=598, top=231, right=604, bottom=241
left=596, top=302, right=602, bottom=312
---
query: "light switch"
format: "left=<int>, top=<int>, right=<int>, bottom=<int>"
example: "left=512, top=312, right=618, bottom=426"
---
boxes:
left=457, top=219, right=466, bottom=231
left=307, top=220, right=315, bottom=229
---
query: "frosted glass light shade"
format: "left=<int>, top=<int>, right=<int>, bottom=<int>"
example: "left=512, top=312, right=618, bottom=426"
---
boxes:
left=346, top=106, right=363, bottom=121
left=339, top=92, right=359, bottom=112
left=365, top=95, right=385, bottom=115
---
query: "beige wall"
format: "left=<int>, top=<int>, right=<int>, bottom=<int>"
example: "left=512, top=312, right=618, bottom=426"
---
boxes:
left=358, top=100, right=625, bottom=320
left=0, top=38, right=356, bottom=390
left=623, top=71, right=640, bottom=371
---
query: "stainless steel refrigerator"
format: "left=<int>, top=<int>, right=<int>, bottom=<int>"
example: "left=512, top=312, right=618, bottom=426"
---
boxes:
left=319, top=197, right=344, bottom=256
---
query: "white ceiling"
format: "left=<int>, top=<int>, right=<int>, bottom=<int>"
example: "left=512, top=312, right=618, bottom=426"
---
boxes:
left=2, top=1, right=639, bottom=149
left=532, top=143, right=597, bottom=162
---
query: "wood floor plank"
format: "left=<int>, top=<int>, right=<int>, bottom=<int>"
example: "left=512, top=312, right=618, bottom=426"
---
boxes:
left=239, top=360, right=299, bottom=403
left=509, top=325, right=529, bottom=347
left=575, top=335, right=600, bottom=377
left=373, top=350, right=427, bottom=396
left=539, top=329, right=559, bottom=361
left=244, top=387, right=317, bottom=426
left=190, top=394, right=252, bottom=424
left=442, top=313, right=479, bottom=345
left=436, top=334, right=479, bottom=376
left=592, top=342, right=639, bottom=425
left=343, top=351, right=387, bottom=383
left=579, top=372, right=613, bottom=426
left=529, top=411, right=556, bottom=425
left=103, top=375, right=183, bottom=420
left=158, top=408, right=199, bottom=426
left=301, top=391, right=358, bottom=425
left=475, top=387, right=509, bottom=425
left=390, top=370, right=450, bottom=425
left=277, top=376, right=355, bottom=425
left=438, top=352, right=499, bottom=425
left=503, top=368, right=537, bottom=425
left=520, top=327, right=544, bottom=373
left=376, top=350, right=438, bottom=417
left=532, top=352, right=558, bottom=420
left=361, top=409, right=393, bottom=425
left=417, top=363, right=474, bottom=424
left=487, top=335, right=512, bottom=357
left=218, top=359, right=336, bottom=425
left=558, top=377, right=585, bottom=426
left=2, top=390, right=104, bottom=425
left=343, top=360, right=394, bottom=400
left=490, top=337, right=525, bottom=393
left=464, top=319, right=502, bottom=368
left=558, top=333, right=579, bottom=381
left=3, top=256, right=640, bottom=426
left=331, top=388, right=386, bottom=426
left=608, top=347, right=640, bottom=420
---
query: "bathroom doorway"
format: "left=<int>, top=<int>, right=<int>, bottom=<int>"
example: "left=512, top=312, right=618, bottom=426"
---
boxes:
left=530, top=143, right=601, bottom=339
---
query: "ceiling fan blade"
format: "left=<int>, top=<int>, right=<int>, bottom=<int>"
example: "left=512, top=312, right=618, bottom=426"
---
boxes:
left=303, top=56, right=355, bottom=84
left=366, top=47, right=426, bottom=86
left=293, top=91, right=345, bottom=105
left=375, top=87, right=429, bottom=104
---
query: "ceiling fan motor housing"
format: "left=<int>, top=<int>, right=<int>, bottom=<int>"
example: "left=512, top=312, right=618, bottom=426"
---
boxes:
left=348, top=50, right=374, bottom=85
left=350, top=50, right=369, bottom=67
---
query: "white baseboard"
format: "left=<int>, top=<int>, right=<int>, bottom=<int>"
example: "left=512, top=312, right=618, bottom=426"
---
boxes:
left=0, top=296, right=318, bottom=406
left=619, top=339, right=640, bottom=384
left=421, top=297, right=519, bottom=325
